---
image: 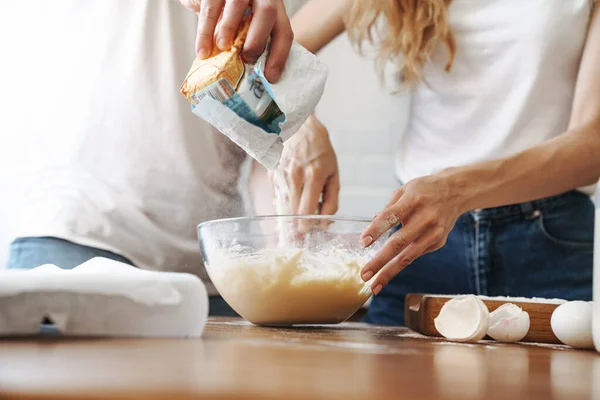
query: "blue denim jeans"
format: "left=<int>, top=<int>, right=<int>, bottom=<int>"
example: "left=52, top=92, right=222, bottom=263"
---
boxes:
left=364, top=191, right=594, bottom=326
left=7, top=236, right=238, bottom=317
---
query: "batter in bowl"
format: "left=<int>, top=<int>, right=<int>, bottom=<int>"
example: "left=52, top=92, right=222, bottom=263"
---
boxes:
left=207, top=247, right=372, bottom=325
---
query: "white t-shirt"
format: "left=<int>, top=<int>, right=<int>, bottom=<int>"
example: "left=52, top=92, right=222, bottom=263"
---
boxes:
left=0, top=1, right=247, bottom=294
left=397, top=0, right=596, bottom=193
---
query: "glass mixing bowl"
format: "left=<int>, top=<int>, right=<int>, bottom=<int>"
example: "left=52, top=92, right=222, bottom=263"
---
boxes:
left=198, top=215, right=392, bottom=326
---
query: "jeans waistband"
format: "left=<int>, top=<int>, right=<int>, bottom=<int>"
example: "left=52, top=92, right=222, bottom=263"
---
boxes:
left=468, top=190, right=588, bottom=220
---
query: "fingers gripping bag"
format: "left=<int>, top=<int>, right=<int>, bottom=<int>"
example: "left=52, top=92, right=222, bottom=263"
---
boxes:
left=180, top=10, right=328, bottom=170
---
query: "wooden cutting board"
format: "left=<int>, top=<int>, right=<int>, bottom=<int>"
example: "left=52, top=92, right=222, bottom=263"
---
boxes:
left=404, top=293, right=564, bottom=344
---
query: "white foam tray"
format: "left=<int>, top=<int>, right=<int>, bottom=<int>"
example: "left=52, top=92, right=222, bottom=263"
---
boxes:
left=0, top=258, right=208, bottom=338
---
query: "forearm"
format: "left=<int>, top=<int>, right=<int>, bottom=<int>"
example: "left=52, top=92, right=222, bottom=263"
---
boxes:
left=249, top=160, right=276, bottom=215
left=446, top=121, right=600, bottom=213
left=291, top=0, right=346, bottom=53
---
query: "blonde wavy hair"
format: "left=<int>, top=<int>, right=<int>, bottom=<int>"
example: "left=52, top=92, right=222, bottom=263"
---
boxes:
left=345, top=0, right=456, bottom=84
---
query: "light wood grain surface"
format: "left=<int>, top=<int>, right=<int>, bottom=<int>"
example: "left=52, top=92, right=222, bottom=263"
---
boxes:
left=0, top=317, right=599, bottom=400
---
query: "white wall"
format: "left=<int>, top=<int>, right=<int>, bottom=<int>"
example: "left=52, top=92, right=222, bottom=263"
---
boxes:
left=315, top=35, right=409, bottom=217
left=282, top=0, right=409, bottom=218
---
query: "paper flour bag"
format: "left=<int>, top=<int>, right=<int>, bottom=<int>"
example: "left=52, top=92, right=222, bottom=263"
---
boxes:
left=180, top=10, right=328, bottom=170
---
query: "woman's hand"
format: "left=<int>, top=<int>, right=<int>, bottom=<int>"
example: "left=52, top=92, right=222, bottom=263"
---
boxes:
left=276, top=114, right=340, bottom=216
left=180, top=0, right=293, bottom=82
left=360, top=172, right=468, bottom=295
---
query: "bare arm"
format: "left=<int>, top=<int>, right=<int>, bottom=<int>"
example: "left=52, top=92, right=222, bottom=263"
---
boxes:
left=291, top=0, right=347, bottom=53
left=361, top=4, right=600, bottom=293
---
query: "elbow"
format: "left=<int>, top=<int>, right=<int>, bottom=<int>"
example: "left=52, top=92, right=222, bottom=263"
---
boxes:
left=566, top=116, right=600, bottom=187
left=586, top=118, right=600, bottom=186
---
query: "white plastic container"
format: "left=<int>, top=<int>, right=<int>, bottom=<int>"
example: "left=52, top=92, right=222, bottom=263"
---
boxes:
left=593, top=185, right=600, bottom=351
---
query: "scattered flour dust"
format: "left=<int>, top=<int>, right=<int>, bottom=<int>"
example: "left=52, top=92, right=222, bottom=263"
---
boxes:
left=272, top=167, right=293, bottom=246
left=272, top=167, right=291, bottom=215
left=208, top=247, right=371, bottom=325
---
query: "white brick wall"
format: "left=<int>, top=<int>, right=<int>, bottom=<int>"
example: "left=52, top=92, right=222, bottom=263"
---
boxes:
left=314, top=34, right=410, bottom=218
left=281, top=0, right=411, bottom=218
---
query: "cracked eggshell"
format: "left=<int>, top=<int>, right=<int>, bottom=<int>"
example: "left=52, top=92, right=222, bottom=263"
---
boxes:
left=487, top=303, right=530, bottom=342
left=551, top=301, right=594, bottom=349
left=434, top=295, right=490, bottom=343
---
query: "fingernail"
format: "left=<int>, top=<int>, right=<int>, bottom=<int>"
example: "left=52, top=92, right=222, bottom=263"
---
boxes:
left=361, top=235, right=373, bottom=248
left=372, top=284, right=382, bottom=296
left=361, top=270, right=374, bottom=282
left=197, top=47, right=210, bottom=59
left=241, top=50, right=259, bottom=63
left=217, top=37, right=229, bottom=50
left=268, top=66, right=282, bottom=82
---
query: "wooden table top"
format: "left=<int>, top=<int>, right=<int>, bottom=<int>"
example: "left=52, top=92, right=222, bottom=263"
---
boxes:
left=0, top=317, right=598, bottom=400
